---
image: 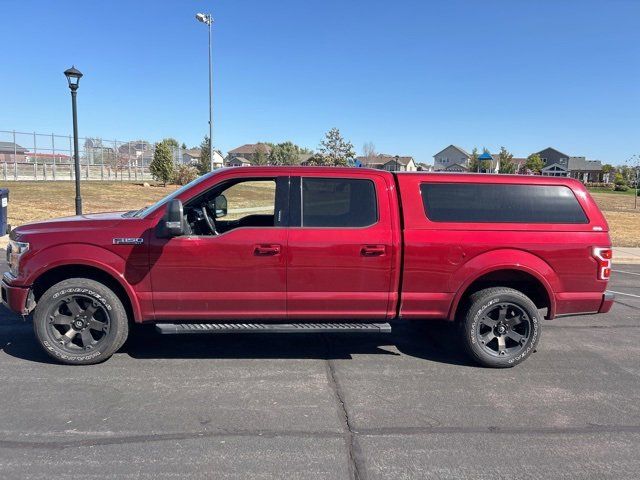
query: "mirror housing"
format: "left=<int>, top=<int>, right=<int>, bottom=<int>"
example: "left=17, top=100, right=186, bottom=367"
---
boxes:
left=214, top=195, right=228, bottom=218
left=162, top=199, right=184, bottom=237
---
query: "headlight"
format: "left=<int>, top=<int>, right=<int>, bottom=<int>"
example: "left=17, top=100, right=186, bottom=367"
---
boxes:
left=7, top=240, right=29, bottom=277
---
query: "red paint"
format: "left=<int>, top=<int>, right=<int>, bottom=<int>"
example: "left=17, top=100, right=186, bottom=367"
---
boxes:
left=2, top=167, right=612, bottom=323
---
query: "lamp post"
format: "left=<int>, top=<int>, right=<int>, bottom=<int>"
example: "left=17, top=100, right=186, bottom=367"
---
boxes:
left=196, top=12, right=214, bottom=171
left=64, top=66, right=83, bottom=215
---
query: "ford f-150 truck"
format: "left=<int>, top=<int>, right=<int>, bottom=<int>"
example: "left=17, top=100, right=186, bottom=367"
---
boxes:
left=2, top=167, right=614, bottom=367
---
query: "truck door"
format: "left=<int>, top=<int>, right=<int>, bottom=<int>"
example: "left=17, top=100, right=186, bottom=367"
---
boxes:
left=149, top=176, right=289, bottom=320
left=286, top=174, right=396, bottom=319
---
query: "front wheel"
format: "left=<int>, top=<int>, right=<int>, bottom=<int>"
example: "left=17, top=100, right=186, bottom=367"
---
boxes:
left=460, top=287, right=541, bottom=368
left=33, top=278, right=129, bottom=365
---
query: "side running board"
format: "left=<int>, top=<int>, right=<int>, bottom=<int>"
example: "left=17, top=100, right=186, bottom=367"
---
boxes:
left=155, top=322, right=392, bottom=335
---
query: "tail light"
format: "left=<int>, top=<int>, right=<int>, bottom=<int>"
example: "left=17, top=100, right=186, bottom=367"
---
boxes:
left=593, top=247, right=612, bottom=280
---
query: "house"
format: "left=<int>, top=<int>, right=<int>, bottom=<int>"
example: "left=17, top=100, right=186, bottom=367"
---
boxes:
left=183, top=148, right=224, bottom=168
left=0, top=141, right=27, bottom=162
left=226, top=143, right=272, bottom=165
left=356, top=154, right=418, bottom=171
left=226, top=156, right=253, bottom=167
left=536, top=147, right=603, bottom=182
left=433, top=145, right=471, bottom=171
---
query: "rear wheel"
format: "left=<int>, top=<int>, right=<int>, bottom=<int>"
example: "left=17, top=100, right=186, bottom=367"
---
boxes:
left=460, top=287, right=540, bottom=368
left=33, top=278, right=129, bottom=365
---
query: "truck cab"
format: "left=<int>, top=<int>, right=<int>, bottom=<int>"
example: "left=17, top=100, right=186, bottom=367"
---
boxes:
left=2, top=167, right=614, bottom=367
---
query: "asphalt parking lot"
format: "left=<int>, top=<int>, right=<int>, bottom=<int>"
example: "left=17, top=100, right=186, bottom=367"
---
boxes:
left=0, top=264, right=638, bottom=479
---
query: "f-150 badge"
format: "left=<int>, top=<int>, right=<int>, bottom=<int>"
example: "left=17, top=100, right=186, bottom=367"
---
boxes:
left=113, top=238, right=144, bottom=245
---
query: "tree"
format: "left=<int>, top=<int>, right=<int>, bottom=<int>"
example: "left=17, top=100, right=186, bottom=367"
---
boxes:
left=269, top=141, right=310, bottom=165
left=181, top=142, right=187, bottom=150
left=150, top=140, right=174, bottom=186
left=196, top=135, right=211, bottom=175
left=498, top=146, right=516, bottom=174
left=362, top=142, right=377, bottom=164
left=318, top=128, right=355, bottom=167
left=525, top=153, right=545, bottom=174
left=468, top=147, right=479, bottom=172
left=304, top=153, right=328, bottom=166
left=253, top=143, right=270, bottom=166
left=162, top=138, right=179, bottom=149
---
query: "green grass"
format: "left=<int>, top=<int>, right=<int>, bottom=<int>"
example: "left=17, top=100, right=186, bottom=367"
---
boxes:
left=587, top=187, right=638, bottom=196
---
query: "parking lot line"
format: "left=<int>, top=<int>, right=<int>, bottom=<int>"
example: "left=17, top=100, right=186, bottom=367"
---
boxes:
left=612, top=269, right=640, bottom=277
left=608, top=290, right=640, bottom=298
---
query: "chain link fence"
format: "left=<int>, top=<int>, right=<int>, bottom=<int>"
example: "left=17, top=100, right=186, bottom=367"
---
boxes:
left=0, top=130, right=193, bottom=181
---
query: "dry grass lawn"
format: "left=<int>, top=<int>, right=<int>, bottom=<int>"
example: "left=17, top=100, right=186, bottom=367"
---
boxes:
left=589, top=191, right=640, bottom=247
left=1, top=182, right=638, bottom=247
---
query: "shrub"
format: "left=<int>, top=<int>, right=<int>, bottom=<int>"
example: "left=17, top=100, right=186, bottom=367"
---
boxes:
left=614, top=184, right=629, bottom=192
left=172, top=164, right=199, bottom=185
left=585, top=182, right=613, bottom=189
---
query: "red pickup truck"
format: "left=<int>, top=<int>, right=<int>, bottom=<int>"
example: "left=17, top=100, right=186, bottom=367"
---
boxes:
left=2, top=167, right=614, bottom=367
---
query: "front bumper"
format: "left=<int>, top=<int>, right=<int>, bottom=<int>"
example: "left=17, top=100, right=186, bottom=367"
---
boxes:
left=598, top=291, right=615, bottom=314
left=1, top=278, right=32, bottom=315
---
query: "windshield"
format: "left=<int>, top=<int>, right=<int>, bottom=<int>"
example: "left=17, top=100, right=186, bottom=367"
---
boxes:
left=131, top=172, right=217, bottom=218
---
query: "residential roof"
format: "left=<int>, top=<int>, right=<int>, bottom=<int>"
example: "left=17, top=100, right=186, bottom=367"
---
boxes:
left=567, top=156, right=602, bottom=172
left=443, top=163, right=469, bottom=171
left=433, top=144, right=471, bottom=158
left=183, top=148, right=201, bottom=159
left=356, top=154, right=414, bottom=166
left=228, top=156, right=252, bottom=164
left=535, top=147, right=570, bottom=159
left=228, top=143, right=272, bottom=155
left=0, top=141, right=28, bottom=154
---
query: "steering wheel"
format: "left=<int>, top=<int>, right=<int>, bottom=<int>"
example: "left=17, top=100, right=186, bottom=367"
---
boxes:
left=200, top=203, right=219, bottom=235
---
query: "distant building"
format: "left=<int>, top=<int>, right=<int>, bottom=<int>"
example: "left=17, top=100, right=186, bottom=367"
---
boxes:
left=183, top=148, right=224, bottom=168
left=356, top=153, right=417, bottom=171
left=536, top=147, right=603, bottom=182
left=433, top=145, right=471, bottom=171
left=0, top=141, right=27, bottom=162
left=226, top=156, right=253, bottom=167
left=25, top=152, right=71, bottom=164
left=226, top=143, right=272, bottom=165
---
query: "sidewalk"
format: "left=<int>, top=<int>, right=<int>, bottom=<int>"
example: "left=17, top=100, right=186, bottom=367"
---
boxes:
left=613, top=247, right=640, bottom=265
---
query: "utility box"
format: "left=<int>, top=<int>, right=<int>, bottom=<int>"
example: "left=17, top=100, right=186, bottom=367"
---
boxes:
left=0, top=188, right=9, bottom=236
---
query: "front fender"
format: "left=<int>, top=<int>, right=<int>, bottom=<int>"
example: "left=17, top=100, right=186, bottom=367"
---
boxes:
left=447, top=248, right=560, bottom=320
left=21, top=243, right=144, bottom=322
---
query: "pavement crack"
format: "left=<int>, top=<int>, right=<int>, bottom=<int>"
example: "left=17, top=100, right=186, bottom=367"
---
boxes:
left=323, top=335, right=366, bottom=480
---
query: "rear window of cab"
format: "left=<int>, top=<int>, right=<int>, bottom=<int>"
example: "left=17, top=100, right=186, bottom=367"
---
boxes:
left=420, top=183, right=588, bottom=224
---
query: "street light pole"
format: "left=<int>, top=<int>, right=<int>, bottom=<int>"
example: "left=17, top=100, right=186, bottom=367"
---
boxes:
left=64, top=66, right=83, bottom=215
left=196, top=12, right=214, bottom=171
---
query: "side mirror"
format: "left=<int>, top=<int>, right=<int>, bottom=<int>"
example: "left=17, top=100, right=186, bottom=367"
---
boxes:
left=163, top=199, right=184, bottom=237
left=214, top=195, right=227, bottom=218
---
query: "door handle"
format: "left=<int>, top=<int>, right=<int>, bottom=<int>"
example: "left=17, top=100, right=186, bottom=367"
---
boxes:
left=360, top=245, right=386, bottom=257
left=254, top=244, right=281, bottom=256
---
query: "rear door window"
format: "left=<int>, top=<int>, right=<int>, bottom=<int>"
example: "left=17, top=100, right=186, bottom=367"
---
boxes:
left=301, top=178, right=377, bottom=227
left=420, top=183, right=588, bottom=224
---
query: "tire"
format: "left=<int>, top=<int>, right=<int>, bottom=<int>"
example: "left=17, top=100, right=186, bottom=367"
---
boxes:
left=33, top=278, right=129, bottom=365
left=460, top=287, right=541, bottom=368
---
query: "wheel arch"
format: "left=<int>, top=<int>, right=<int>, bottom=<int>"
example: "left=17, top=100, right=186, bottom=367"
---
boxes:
left=31, top=263, right=141, bottom=323
left=448, top=250, right=559, bottom=321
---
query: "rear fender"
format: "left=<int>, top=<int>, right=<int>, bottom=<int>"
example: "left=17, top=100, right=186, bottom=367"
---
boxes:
left=447, top=249, right=559, bottom=320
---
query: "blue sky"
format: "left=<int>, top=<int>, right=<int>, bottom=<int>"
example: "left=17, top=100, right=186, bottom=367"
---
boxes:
left=1, top=0, right=638, bottom=164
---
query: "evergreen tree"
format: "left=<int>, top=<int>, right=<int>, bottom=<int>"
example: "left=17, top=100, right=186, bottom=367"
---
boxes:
left=197, top=135, right=211, bottom=175
left=318, top=128, right=355, bottom=166
left=150, top=141, right=174, bottom=186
